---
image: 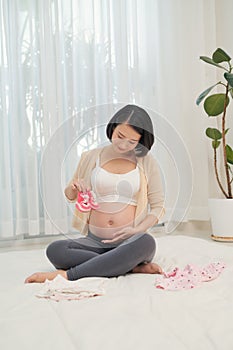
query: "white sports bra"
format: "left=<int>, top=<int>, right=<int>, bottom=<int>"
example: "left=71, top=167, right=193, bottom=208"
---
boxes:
left=91, top=157, right=140, bottom=206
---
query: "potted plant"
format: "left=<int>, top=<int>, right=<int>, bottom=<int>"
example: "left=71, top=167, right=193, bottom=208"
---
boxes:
left=196, top=48, right=233, bottom=241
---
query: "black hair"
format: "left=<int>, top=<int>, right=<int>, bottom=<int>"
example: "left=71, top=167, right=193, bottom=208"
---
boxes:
left=106, top=104, right=154, bottom=157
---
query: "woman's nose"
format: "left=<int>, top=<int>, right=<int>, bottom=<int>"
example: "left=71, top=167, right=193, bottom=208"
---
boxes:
left=119, top=139, right=129, bottom=149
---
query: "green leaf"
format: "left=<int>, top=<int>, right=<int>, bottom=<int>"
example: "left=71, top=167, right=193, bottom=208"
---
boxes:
left=226, top=144, right=233, bottom=164
left=230, top=88, right=233, bottom=99
left=206, top=127, right=222, bottom=140
left=224, top=72, right=233, bottom=87
left=225, top=128, right=230, bottom=135
left=200, top=56, right=226, bottom=70
left=196, top=83, right=218, bottom=105
left=204, top=93, right=230, bottom=116
left=212, top=140, right=221, bottom=149
left=212, top=48, right=231, bottom=63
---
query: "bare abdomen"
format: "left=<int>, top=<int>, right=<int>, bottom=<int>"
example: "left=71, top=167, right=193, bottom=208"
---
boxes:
left=88, top=203, right=136, bottom=239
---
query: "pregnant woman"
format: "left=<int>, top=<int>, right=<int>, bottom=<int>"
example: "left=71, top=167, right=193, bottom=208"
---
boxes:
left=25, top=104, right=165, bottom=283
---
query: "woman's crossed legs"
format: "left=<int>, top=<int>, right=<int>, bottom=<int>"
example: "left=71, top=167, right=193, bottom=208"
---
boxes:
left=25, top=232, right=162, bottom=283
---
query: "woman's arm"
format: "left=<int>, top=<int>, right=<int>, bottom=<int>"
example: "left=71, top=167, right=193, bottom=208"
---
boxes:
left=64, top=179, right=90, bottom=201
left=146, top=154, right=165, bottom=220
left=64, top=152, right=90, bottom=202
left=133, top=214, right=159, bottom=234
left=101, top=214, right=158, bottom=243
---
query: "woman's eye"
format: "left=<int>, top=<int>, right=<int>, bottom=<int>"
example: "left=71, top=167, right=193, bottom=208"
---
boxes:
left=117, top=134, right=137, bottom=145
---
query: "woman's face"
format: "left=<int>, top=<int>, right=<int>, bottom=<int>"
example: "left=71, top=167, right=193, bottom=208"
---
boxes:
left=111, top=123, right=141, bottom=154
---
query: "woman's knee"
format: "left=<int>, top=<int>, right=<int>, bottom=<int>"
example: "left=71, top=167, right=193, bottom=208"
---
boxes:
left=121, top=233, right=156, bottom=265
left=122, top=233, right=156, bottom=257
left=140, top=233, right=156, bottom=255
left=46, top=240, right=68, bottom=266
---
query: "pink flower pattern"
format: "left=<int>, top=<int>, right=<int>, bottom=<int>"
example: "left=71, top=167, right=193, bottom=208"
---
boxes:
left=155, top=262, right=226, bottom=291
left=75, top=190, right=99, bottom=212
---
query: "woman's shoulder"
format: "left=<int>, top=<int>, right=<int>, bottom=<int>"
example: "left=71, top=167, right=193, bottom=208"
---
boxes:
left=137, top=152, right=161, bottom=177
left=138, top=151, right=158, bottom=166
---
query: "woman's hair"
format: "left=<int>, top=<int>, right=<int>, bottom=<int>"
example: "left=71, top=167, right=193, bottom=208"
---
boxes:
left=106, top=104, right=154, bottom=157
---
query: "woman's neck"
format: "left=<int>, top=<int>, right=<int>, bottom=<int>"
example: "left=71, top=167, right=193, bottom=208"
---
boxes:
left=102, top=145, right=136, bottom=162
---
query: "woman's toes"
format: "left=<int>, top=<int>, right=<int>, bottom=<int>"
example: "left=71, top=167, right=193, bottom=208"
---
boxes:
left=132, top=262, right=163, bottom=275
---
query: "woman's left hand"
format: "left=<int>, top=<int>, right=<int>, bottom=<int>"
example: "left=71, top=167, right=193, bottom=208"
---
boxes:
left=101, top=227, right=137, bottom=243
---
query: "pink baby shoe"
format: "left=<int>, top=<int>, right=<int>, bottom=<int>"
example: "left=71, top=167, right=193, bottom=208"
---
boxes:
left=75, top=191, right=99, bottom=212
left=75, top=192, right=92, bottom=212
left=88, top=190, right=99, bottom=210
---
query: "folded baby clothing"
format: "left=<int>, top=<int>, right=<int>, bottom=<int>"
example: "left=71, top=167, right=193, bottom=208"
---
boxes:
left=155, top=262, right=226, bottom=291
left=36, top=275, right=106, bottom=301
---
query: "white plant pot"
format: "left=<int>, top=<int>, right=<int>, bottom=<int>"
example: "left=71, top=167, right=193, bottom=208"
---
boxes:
left=208, top=198, right=233, bottom=242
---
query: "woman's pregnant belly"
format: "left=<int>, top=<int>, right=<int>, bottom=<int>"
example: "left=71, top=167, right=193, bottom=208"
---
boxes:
left=88, top=202, right=136, bottom=239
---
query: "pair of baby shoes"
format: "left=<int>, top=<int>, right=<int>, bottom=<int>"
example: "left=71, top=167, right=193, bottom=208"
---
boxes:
left=75, top=190, right=99, bottom=212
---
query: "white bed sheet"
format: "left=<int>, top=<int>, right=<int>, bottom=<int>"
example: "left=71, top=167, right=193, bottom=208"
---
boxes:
left=0, top=235, right=233, bottom=350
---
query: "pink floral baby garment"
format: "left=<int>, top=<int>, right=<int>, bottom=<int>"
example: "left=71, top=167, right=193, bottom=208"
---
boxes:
left=155, top=262, right=226, bottom=291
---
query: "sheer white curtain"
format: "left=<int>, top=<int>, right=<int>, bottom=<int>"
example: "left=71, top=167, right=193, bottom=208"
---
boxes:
left=1, top=0, right=232, bottom=239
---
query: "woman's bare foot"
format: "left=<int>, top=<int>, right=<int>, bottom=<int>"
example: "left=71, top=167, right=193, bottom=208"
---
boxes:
left=132, top=262, right=163, bottom=275
left=24, top=270, right=67, bottom=284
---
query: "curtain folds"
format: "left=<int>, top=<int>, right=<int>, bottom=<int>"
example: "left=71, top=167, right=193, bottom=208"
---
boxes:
left=1, top=0, right=232, bottom=239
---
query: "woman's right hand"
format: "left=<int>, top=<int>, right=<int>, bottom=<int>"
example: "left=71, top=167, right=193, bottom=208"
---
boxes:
left=65, top=179, right=90, bottom=201
left=71, top=179, right=90, bottom=193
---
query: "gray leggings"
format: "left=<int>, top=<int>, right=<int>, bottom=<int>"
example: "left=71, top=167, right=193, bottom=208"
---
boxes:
left=46, top=231, right=156, bottom=281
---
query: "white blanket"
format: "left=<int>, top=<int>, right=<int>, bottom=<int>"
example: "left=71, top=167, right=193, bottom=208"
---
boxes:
left=0, top=235, right=233, bottom=350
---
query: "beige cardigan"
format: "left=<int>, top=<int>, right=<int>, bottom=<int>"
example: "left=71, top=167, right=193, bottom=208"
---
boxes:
left=65, top=147, right=165, bottom=235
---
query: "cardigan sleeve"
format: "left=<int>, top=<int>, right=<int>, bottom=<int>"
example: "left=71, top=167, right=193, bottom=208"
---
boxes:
left=144, top=154, right=165, bottom=220
left=64, top=148, right=102, bottom=235
left=64, top=151, right=89, bottom=202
